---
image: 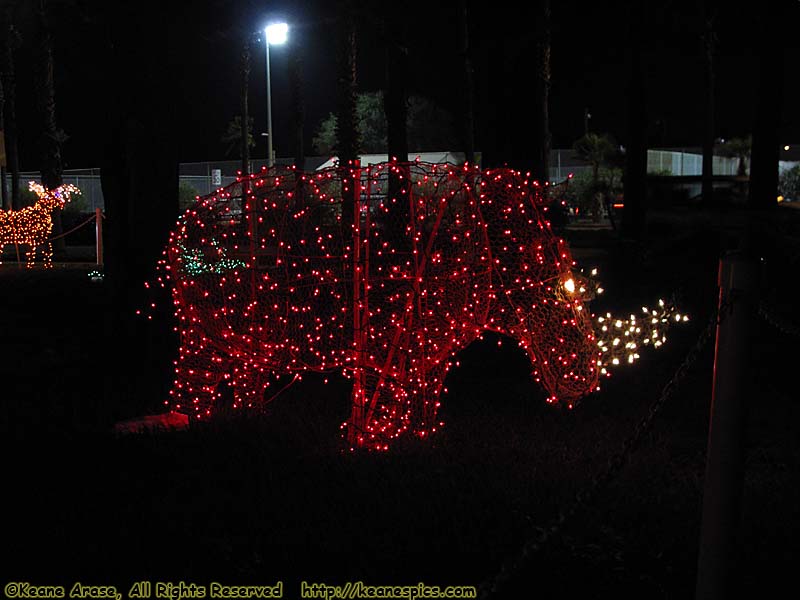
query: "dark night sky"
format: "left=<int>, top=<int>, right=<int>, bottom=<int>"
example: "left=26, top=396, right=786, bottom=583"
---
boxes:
left=7, top=0, right=800, bottom=170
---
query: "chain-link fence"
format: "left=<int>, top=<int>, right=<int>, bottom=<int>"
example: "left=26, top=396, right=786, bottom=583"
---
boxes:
left=11, top=169, right=105, bottom=212
left=2, top=150, right=743, bottom=213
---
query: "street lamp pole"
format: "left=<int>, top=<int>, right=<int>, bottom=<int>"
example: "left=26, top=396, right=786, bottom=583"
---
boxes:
left=264, top=22, right=288, bottom=168
left=265, top=38, right=273, bottom=167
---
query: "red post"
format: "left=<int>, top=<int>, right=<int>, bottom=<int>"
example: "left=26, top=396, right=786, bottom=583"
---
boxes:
left=695, top=252, right=758, bottom=600
left=95, top=208, right=104, bottom=266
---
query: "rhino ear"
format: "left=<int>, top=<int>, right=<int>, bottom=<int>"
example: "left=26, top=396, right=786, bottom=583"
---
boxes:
left=561, top=270, right=601, bottom=302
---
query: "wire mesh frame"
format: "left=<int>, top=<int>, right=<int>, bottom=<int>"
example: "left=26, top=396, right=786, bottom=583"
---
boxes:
left=165, top=161, right=599, bottom=449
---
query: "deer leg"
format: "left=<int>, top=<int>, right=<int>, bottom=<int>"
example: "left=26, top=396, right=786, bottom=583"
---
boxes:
left=26, top=245, right=37, bottom=269
left=43, top=241, right=54, bottom=268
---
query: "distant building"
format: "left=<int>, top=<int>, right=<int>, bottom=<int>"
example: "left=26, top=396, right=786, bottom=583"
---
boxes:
left=549, top=147, right=739, bottom=183
left=9, top=145, right=792, bottom=212
left=315, top=151, right=471, bottom=171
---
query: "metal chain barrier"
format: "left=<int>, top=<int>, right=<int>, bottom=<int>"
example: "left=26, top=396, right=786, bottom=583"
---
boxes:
left=47, top=212, right=99, bottom=242
left=478, top=296, right=732, bottom=599
left=758, top=300, right=800, bottom=338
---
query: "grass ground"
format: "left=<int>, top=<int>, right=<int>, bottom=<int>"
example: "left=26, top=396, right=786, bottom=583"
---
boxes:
left=2, top=205, right=798, bottom=599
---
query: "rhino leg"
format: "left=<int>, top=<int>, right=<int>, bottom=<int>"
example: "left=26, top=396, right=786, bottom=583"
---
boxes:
left=170, top=344, right=230, bottom=419
left=229, top=360, right=274, bottom=409
left=352, top=359, right=450, bottom=447
left=348, top=370, right=410, bottom=448
left=408, top=360, right=450, bottom=438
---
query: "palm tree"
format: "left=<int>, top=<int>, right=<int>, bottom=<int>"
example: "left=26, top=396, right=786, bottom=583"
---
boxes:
left=288, top=36, right=305, bottom=172
left=221, top=116, right=255, bottom=158
left=34, top=0, right=66, bottom=253
left=573, top=132, right=616, bottom=222
left=335, top=0, right=359, bottom=166
left=458, top=0, right=475, bottom=165
left=701, top=4, right=717, bottom=206
left=532, top=0, right=551, bottom=185
left=382, top=6, right=409, bottom=251
left=240, top=40, right=251, bottom=178
left=335, top=0, right=359, bottom=235
left=717, top=136, right=751, bottom=177
left=622, top=2, right=647, bottom=240
left=573, top=133, right=615, bottom=186
left=383, top=8, right=408, bottom=165
left=313, top=92, right=457, bottom=155
left=94, top=0, right=181, bottom=423
left=0, top=43, right=6, bottom=210
left=748, top=9, right=784, bottom=210
left=1, top=6, right=21, bottom=210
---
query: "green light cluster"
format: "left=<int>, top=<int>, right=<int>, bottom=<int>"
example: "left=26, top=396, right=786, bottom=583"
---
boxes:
left=179, top=238, right=246, bottom=277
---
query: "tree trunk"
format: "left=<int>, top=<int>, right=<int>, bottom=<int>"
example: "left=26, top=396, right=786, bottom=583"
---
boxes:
left=748, top=11, right=783, bottom=210
left=240, top=40, right=250, bottom=179
left=34, top=0, right=65, bottom=254
left=622, top=2, right=647, bottom=240
left=383, top=8, right=409, bottom=251
left=701, top=5, right=716, bottom=206
left=1, top=6, right=19, bottom=210
left=532, top=0, right=551, bottom=185
left=98, top=0, right=180, bottom=423
left=737, top=154, right=747, bottom=177
left=288, top=39, right=304, bottom=172
left=458, top=0, right=475, bottom=166
left=384, top=15, right=408, bottom=164
left=0, top=51, right=6, bottom=210
left=335, top=0, right=359, bottom=233
left=479, top=35, right=517, bottom=168
left=335, top=2, right=359, bottom=165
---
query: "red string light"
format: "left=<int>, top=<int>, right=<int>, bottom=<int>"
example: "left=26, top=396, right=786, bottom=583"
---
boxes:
left=159, top=161, right=645, bottom=449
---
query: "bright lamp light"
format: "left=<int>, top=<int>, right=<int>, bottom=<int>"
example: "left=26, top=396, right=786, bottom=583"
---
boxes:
left=265, top=23, right=288, bottom=45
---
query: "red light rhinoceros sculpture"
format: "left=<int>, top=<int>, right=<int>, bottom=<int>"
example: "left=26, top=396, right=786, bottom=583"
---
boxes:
left=161, top=162, right=671, bottom=449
